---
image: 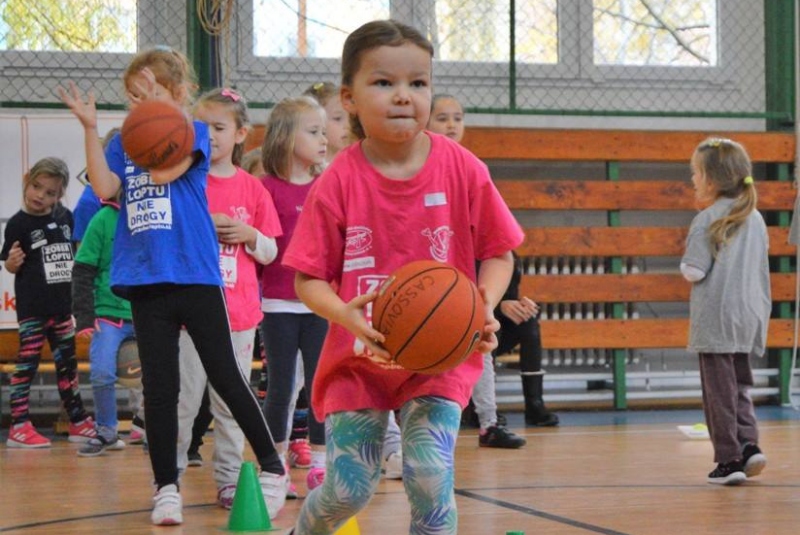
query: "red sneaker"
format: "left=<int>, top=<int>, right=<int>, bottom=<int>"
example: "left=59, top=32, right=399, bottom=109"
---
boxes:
left=7, top=421, right=52, bottom=449
left=68, top=417, right=97, bottom=443
left=288, top=439, right=312, bottom=468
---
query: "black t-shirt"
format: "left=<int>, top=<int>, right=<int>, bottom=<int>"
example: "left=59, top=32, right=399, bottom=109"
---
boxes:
left=0, top=207, right=74, bottom=319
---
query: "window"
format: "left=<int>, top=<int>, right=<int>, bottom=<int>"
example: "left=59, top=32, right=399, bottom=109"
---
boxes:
left=253, top=0, right=390, bottom=58
left=0, top=0, right=137, bottom=53
left=593, top=0, right=717, bottom=66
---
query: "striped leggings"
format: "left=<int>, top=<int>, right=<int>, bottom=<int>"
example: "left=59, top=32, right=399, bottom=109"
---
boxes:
left=10, top=315, right=87, bottom=425
left=295, top=396, right=461, bottom=535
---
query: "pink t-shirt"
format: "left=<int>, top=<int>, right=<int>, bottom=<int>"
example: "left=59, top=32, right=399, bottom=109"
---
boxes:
left=207, top=168, right=282, bottom=331
left=283, top=133, right=524, bottom=419
left=260, top=175, right=315, bottom=300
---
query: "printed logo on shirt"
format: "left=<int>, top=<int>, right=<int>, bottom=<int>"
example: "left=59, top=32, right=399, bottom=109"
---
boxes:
left=219, top=242, right=239, bottom=288
left=345, top=226, right=373, bottom=256
left=126, top=173, right=172, bottom=234
left=30, top=229, right=46, bottom=250
left=357, top=275, right=387, bottom=320
left=424, top=192, right=447, bottom=207
left=61, top=225, right=72, bottom=242
left=422, top=226, right=453, bottom=263
left=232, top=206, right=251, bottom=223
left=41, top=242, right=73, bottom=283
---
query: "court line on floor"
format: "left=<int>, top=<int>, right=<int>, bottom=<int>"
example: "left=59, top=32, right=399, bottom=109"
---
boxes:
left=456, top=488, right=632, bottom=535
left=0, top=503, right=214, bottom=532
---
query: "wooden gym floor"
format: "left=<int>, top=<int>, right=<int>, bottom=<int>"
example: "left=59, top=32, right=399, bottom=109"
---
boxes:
left=1, top=407, right=799, bottom=534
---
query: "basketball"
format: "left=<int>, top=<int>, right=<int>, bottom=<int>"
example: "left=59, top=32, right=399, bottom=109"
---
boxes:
left=372, top=260, right=485, bottom=375
left=120, top=100, right=194, bottom=170
left=117, top=337, right=142, bottom=388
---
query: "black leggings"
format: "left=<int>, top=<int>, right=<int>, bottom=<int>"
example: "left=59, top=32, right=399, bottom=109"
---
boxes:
left=494, top=314, right=543, bottom=373
left=129, top=284, right=280, bottom=488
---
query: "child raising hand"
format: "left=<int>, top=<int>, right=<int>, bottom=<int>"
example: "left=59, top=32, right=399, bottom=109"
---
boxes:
left=283, top=20, right=523, bottom=535
left=59, top=47, right=286, bottom=526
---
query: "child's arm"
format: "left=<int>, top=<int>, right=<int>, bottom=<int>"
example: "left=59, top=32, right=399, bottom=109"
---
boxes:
left=149, top=156, right=195, bottom=185
left=295, top=272, right=390, bottom=360
left=211, top=213, right=278, bottom=265
left=71, top=262, right=97, bottom=336
left=476, top=251, right=515, bottom=353
left=58, top=83, right=121, bottom=200
left=3, top=242, right=25, bottom=274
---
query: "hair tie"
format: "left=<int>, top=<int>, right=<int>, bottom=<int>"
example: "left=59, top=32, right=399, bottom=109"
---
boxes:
left=312, top=82, right=325, bottom=91
left=221, top=88, right=241, bottom=102
left=743, top=175, right=754, bottom=185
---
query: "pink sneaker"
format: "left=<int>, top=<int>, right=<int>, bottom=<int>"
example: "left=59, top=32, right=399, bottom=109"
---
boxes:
left=6, top=421, right=51, bottom=449
left=68, top=417, right=97, bottom=443
left=288, top=439, right=312, bottom=468
left=306, top=466, right=325, bottom=491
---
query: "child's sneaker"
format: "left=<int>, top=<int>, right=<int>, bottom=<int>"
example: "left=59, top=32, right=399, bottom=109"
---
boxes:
left=6, top=421, right=51, bottom=449
left=68, top=417, right=97, bottom=443
left=306, top=466, right=325, bottom=491
left=77, top=435, right=126, bottom=457
left=151, top=484, right=182, bottom=525
left=383, top=450, right=403, bottom=480
left=259, top=471, right=287, bottom=520
left=288, top=439, right=312, bottom=468
left=129, top=416, right=146, bottom=444
left=479, top=425, right=526, bottom=449
left=742, top=443, right=767, bottom=477
left=187, top=451, right=203, bottom=467
left=217, top=484, right=236, bottom=509
left=707, top=461, right=746, bottom=485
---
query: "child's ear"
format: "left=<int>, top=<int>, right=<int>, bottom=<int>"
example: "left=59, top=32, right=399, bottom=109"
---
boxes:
left=341, top=87, right=356, bottom=113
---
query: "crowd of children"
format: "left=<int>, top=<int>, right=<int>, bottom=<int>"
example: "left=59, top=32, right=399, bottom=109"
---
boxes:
left=0, top=16, right=772, bottom=533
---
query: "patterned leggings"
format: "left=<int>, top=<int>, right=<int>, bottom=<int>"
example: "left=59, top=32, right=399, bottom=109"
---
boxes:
left=295, top=396, right=461, bottom=535
left=11, top=315, right=87, bottom=424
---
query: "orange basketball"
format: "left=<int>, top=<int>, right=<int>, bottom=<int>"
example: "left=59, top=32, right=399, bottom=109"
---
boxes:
left=372, top=260, right=485, bottom=375
left=121, top=100, right=194, bottom=170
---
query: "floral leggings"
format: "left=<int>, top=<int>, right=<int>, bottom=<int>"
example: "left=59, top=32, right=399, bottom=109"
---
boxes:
left=294, top=396, right=461, bottom=535
left=11, top=315, right=87, bottom=424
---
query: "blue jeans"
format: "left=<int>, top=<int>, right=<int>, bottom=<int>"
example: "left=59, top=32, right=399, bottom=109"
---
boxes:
left=89, top=318, right=135, bottom=433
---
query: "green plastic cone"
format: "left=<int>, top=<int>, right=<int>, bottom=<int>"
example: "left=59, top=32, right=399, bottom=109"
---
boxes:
left=227, top=461, right=272, bottom=532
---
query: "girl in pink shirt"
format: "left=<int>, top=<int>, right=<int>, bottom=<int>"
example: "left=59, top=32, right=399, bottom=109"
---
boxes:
left=259, top=96, right=330, bottom=492
left=175, top=88, right=284, bottom=514
left=283, top=20, right=523, bottom=535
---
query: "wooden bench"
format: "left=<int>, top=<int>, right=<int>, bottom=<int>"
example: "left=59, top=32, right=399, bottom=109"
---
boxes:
left=460, top=127, right=797, bottom=409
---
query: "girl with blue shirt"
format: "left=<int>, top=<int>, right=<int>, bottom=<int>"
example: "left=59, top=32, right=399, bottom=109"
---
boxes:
left=58, top=47, right=285, bottom=526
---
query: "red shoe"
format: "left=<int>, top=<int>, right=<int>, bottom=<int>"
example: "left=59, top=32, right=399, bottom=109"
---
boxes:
left=288, top=439, right=312, bottom=468
left=68, top=417, right=97, bottom=443
left=6, top=421, right=51, bottom=449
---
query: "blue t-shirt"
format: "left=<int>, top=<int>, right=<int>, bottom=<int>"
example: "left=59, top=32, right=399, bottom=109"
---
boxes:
left=104, top=121, right=221, bottom=297
left=72, top=184, right=102, bottom=242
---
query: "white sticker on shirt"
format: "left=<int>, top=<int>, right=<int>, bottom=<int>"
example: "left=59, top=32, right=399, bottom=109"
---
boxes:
left=343, top=256, right=375, bottom=272
left=424, top=192, right=447, bottom=207
left=42, top=243, right=73, bottom=283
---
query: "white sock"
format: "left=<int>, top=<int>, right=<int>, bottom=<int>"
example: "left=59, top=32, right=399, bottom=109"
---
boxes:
left=311, top=450, right=325, bottom=469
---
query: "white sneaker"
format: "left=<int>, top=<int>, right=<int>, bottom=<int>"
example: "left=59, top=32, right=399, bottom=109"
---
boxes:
left=151, top=484, right=182, bottom=525
left=383, top=450, right=403, bottom=480
left=259, top=471, right=287, bottom=520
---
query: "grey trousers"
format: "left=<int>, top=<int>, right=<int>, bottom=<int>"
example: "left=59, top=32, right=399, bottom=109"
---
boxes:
left=698, top=352, right=759, bottom=463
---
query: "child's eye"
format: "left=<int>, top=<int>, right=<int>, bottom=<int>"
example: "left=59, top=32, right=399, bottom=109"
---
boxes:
left=411, top=80, right=428, bottom=88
